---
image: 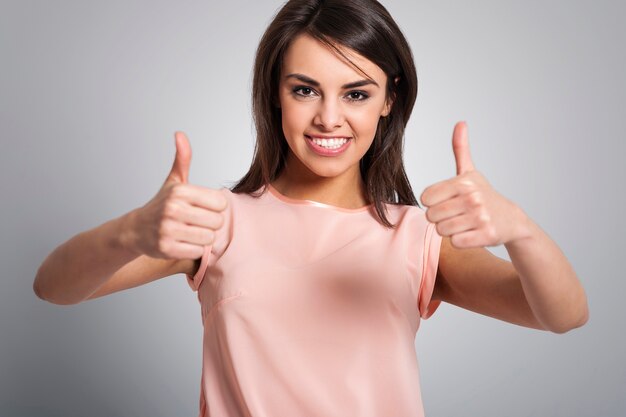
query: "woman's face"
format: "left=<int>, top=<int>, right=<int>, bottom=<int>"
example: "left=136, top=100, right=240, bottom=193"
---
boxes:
left=277, top=33, right=392, bottom=183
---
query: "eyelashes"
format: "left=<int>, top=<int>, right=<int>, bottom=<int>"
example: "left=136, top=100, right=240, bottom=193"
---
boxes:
left=291, top=86, right=370, bottom=102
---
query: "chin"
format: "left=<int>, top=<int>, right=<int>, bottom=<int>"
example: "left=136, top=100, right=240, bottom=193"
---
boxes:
left=306, top=162, right=353, bottom=179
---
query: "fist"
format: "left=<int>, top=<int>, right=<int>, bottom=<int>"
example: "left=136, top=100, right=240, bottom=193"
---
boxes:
left=420, top=122, right=528, bottom=249
left=128, top=131, right=228, bottom=259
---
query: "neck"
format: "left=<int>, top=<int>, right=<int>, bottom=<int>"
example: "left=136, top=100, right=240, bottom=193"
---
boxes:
left=271, top=155, right=369, bottom=209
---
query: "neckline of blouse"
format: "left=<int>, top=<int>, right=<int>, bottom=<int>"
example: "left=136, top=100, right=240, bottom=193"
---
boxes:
left=265, top=183, right=374, bottom=213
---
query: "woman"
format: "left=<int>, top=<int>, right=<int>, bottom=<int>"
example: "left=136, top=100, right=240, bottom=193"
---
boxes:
left=34, top=0, right=589, bottom=416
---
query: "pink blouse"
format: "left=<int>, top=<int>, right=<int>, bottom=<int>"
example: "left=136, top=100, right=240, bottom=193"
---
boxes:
left=186, top=184, right=443, bottom=417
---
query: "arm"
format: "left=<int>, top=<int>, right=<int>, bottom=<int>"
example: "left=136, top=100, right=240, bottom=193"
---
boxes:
left=424, top=121, right=588, bottom=333
left=33, top=209, right=195, bottom=305
left=503, top=212, right=589, bottom=333
left=432, top=211, right=589, bottom=334
left=432, top=235, right=545, bottom=330
left=34, top=131, right=226, bottom=305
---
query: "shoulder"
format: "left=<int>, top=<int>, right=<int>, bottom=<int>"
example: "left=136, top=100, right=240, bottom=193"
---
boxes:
left=220, top=185, right=267, bottom=206
left=389, top=203, right=430, bottom=229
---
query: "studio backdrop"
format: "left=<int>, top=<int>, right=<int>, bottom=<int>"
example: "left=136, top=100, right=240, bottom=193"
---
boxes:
left=1, top=1, right=624, bottom=416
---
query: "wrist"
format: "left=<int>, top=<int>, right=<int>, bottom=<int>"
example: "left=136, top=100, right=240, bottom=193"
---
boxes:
left=114, top=209, right=141, bottom=255
left=505, top=206, right=536, bottom=247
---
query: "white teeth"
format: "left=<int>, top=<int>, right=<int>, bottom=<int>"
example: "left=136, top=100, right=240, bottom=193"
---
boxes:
left=311, top=137, right=349, bottom=149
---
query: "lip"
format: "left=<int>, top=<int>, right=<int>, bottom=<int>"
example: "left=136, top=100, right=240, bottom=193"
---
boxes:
left=306, top=134, right=351, bottom=139
left=305, top=135, right=352, bottom=156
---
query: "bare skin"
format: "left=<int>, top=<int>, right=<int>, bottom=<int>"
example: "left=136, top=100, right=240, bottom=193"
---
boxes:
left=33, top=132, right=225, bottom=304
left=270, top=33, right=392, bottom=210
left=424, top=122, right=588, bottom=333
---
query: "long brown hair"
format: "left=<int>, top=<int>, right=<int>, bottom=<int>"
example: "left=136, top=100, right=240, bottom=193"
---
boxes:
left=229, top=0, right=421, bottom=228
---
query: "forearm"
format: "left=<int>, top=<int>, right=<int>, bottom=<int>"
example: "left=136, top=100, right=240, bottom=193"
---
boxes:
left=34, top=210, right=140, bottom=305
left=504, top=209, right=589, bottom=333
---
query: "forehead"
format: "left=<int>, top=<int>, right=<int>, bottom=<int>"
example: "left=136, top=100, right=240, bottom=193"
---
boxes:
left=281, top=33, right=386, bottom=84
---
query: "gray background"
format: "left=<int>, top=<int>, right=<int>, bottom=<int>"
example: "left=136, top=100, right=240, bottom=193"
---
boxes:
left=1, top=0, right=624, bottom=416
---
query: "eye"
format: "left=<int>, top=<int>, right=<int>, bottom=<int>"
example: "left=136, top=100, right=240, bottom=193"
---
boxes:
left=292, top=86, right=317, bottom=98
left=345, top=91, right=369, bottom=102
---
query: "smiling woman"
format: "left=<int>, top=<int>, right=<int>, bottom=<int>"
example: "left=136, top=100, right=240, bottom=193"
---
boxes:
left=273, top=33, right=394, bottom=204
left=32, top=0, right=589, bottom=416
left=233, top=0, right=420, bottom=226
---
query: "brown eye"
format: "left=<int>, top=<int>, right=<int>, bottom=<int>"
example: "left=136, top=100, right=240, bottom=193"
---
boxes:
left=292, top=86, right=316, bottom=97
left=346, top=91, right=369, bottom=102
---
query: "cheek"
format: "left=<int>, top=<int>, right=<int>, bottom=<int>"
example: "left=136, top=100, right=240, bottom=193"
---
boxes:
left=282, top=108, right=299, bottom=139
left=349, top=106, right=383, bottom=135
left=281, top=100, right=309, bottom=133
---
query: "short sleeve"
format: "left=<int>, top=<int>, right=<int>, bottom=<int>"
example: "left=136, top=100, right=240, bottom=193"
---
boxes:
left=418, top=221, right=443, bottom=319
left=185, top=187, right=233, bottom=292
left=186, top=244, right=213, bottom=291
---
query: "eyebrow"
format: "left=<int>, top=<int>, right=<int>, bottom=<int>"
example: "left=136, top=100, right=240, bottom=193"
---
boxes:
left=285, top=73, right=379, bottom=89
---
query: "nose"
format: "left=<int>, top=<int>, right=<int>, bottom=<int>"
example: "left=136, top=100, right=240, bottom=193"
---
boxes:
left=313, top=98, right=345, bottom=131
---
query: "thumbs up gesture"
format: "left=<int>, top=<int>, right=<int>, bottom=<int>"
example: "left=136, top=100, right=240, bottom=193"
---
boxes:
left=420, top=122, right=528, bottom=249
left=126, top=132, right=228, bottom=259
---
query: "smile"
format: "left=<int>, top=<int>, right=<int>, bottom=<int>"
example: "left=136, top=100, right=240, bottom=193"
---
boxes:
left=309, top=137, right=349, bottom=148
left=305, top=135, right=352, bottom=156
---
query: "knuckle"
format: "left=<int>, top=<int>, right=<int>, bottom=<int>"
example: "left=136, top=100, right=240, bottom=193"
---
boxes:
left=170, top=184, right=186, bottom=199
left=205, top=229, right=216, bottom=244
left=209, top=193, right=228, bottom=212
left=157, top=238, right=169, bottom=254
left=214, top=212, right=225, bottom=229
left=159, top=219, right=175, bottom=237
left=202, top=211, right=223, bottom=230
left=458, top=178, right=474, bottom=191
left=163, top=201, right=179, bottom=218
left=192, top=245, right=205, bottom=259
left=217, top=194, right=229, bottom=211
left=466, top=191, right=481, bottom=207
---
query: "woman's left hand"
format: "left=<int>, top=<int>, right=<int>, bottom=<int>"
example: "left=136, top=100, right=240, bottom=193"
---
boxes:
left=419, top=121, right=530, bottom=249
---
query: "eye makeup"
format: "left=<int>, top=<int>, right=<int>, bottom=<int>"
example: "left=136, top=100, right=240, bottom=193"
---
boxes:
left=290, top=85, right=371, bottom=102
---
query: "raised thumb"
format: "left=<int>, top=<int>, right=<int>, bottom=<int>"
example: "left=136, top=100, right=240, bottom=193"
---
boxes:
left=165, top=131, right=192, bottom=184
left=452, top=121, right=475, bottom=176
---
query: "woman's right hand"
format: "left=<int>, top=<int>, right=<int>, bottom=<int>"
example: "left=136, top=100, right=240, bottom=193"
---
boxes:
left=125, top=131, right=228, bottom=260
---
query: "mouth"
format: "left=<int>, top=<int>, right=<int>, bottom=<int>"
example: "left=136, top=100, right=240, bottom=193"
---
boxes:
left=305, top=135, right=352, bottom=155
left=305, top=135, right=351, bottom=149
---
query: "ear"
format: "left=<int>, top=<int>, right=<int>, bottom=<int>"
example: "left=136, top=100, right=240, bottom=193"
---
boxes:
left=381, top=76, right=400, bottom=117
left=381, top=100, right=392, bottom=117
